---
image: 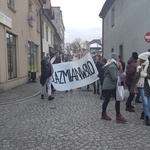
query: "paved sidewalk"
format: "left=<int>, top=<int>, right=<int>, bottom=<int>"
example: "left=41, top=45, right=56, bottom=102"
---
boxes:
left=0, top=78, right=41, bottom=105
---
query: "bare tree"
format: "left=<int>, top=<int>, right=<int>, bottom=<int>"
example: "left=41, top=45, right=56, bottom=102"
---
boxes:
left=65, top=43, right=72, bottom=54
left=70, top=38, right=84, bottom=53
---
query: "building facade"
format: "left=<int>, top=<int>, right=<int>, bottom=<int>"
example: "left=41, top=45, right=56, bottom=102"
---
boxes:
left=0, top=0, right=41, bottom=93
left=52, top=7, right=65, bottom=52
left=99, top=0, right=150, bottom=62
left=0, top=0, right=65, bottom=93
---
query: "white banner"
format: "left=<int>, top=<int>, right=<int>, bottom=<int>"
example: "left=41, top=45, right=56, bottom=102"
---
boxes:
left=52, top=53, right=99, bottom=91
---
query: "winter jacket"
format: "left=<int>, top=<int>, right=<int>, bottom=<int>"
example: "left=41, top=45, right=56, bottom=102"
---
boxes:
left=130, top=63, right=150, bottom=97
left=40, top=59, right=54, bottom=86
left=144, top=65, right=150, bottom=97
left=125, top=57, right=137, bottom=85
left=102, top=61, right=118, bottom=90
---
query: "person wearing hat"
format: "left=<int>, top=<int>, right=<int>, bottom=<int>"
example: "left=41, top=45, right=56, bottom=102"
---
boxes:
left=101, top=52, right=127, bottom=123
left=125, top=52, right=138, bottom=112
left=130, top=52, right=150, bottom=125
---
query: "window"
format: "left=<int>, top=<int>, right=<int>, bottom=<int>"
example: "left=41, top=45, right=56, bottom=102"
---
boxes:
left=36, top=10, right=40, bottom=32
left=28, top=42, right=38, bottom=72
left=6, top=32, right=17, bottom=79
left=46, top=25, right=48, bottom=41
left=111, top=7, right=115, bottom=27
left=29, top=0, right=33, bottom=11
left=7, top=0, right=15, bottom=8
left=42, top=21, right=44, bottom=38
left=119, top=45, right=124, bottom=60
left=51, top=30, right=53, bottom=44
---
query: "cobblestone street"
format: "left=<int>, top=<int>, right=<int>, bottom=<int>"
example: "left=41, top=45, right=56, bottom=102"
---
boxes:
left=0, top=87, right=150, bottom=150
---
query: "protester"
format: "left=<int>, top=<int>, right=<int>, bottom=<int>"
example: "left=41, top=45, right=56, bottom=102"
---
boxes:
left=99, top=58, right=107, bottom=100
left=93, top=54, right=101, bottom=95
left=125, top=52, right=138, bottom=112
left=40, top=56, right=54, bottom=101
left=130, top=51, right=150, bottom=125
left=118, top=55, right=126, bottom=86
left=101, top=52, right=127, bottom=123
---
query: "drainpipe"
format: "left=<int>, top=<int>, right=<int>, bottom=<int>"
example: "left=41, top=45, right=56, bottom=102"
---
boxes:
left=102, top=18, right=104, bottom=58
left=39, top=8, right=43, bottom=60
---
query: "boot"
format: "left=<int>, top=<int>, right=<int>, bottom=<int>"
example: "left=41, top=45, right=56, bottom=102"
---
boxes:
left=140, top=111, right=144, bottom=120
left=145, top=116, right=150, bottom=126
left=41, top=94, right=44, bottom=99
left=48, top=95, right=54, bottom=101
left=101, top=113, right=112, bottom=121
left=116, top=114, right=127, bottom=123
left=97, top=90, right=100, bottom=95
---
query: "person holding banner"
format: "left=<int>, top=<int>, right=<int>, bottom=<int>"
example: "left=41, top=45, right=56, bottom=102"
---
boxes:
left=40, top=56, right=54, bottom=101
left=101, top=52, right=127, bottom=123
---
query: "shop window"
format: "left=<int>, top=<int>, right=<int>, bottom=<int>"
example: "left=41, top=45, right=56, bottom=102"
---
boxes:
left=6, top=32, right=17, bottom=79
left=28, top=42, right=38, bottom=72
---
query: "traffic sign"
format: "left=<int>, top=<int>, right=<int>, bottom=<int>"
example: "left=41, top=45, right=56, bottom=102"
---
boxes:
left=144, top=32, right=150, bottom=43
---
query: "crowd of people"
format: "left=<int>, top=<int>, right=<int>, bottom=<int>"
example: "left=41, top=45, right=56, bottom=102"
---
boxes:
left=39, top=50, right=150, bottom=126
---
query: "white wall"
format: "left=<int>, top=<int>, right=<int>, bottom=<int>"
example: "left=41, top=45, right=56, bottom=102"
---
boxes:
left=42, top=21, right=55, bottom=55
left=103, top=0, right=150, bottom=63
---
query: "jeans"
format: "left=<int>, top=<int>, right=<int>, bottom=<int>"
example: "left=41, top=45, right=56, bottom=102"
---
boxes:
left=41, top=78, right=52, bottom=96
left=102, top=88, right=120, bottom=115
left=139, top=88, right=150, bottom=117
left=135, top=93, right=141, bottom=102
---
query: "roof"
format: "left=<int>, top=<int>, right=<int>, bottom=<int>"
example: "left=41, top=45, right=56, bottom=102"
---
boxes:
left=99, top=0, right=115, bottom=18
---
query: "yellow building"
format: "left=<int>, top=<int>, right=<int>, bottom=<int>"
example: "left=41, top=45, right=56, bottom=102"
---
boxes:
left=0, top=0, right=41, bottom=93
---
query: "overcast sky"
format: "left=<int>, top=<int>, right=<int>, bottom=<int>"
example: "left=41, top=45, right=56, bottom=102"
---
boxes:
left=51, top=0, right=106, bottom=43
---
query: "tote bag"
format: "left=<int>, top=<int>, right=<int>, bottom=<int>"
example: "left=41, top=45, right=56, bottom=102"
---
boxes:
left=116, top=76, right=125, bottom=101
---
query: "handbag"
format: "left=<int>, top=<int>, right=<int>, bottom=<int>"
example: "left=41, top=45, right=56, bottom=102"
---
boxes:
left=116, top=76, right=125, bottom=101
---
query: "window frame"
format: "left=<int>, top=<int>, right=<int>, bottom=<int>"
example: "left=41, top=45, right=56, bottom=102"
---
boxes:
left=6, top=32, right=17, bottom=80
left=7, top=0, right=15, bottom=11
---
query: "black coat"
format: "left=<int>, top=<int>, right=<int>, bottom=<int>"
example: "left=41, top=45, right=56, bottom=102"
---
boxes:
left=40, top=60, right=53, bottom=86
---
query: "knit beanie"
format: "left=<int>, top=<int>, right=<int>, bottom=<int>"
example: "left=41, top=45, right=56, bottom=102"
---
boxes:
left=111, top=52, right=119, bottom=61
left=132, top=52, right=138, bottom=60
left=138, top=53, right=148, bottom=61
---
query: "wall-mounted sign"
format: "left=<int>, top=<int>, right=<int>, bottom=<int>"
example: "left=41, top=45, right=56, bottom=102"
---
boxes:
left=144, top=32, right=150, bottom=43
left=0, top=12, right=12, bottom=28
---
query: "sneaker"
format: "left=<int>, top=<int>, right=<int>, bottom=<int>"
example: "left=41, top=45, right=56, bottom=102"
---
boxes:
left=41, top=94, right=44, bottom=99
left=100, top=96, right=105, bottom=100
left=135, top=100, right=142, bottom=103
left=130, top=105, right=134, bottom=109
left=101, top=113, right=112, bottom=121
left=126, top=104, right=134, bottom=109
left=48, top=95, right=54, bottom=101
left=116, top=114, right=127, bottom=123
left=126, top=107, right=135, bottom=112
left=97, top=92, right=100, bottom=95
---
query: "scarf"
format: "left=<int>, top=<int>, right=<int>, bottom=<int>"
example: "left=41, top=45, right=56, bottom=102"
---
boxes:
left=103, top=58, right=119, bottom=68
left=137, top=59, right=149, bottom=87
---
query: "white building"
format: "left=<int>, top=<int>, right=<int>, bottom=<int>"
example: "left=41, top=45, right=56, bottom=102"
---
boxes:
left=99, top=0, right=150, bottom=63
